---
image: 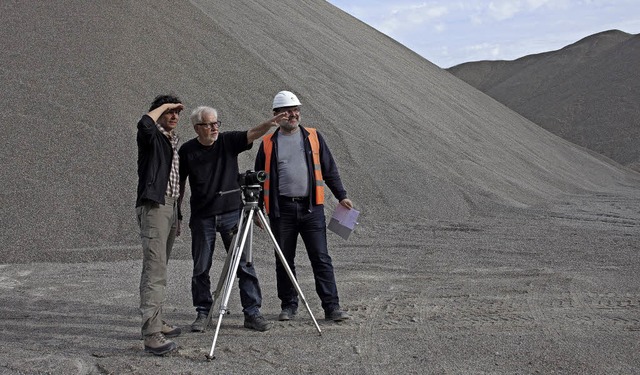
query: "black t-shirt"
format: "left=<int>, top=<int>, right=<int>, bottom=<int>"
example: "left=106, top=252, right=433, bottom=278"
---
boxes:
left=179, top=131, right=251, bottom=218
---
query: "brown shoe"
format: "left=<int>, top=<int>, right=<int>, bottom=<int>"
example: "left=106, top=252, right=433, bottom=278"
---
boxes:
left=161, top=321, right=181, bottom=338
left=144, top=332, right=177, bottom=356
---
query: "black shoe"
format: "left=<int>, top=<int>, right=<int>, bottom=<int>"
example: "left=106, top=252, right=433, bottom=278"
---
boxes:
left=144, top=332, right=177, bottom=356
left=325, top=308, right=350, bottom=322
left=278, top=307, right=298, bottom=321
left=191, top=312, right=208, bottom=332
left=244, top=314, right=272, bottom=332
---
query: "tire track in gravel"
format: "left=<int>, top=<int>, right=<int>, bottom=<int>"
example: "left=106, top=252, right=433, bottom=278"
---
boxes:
left=526, top=275, right=565, bottom=341
left=570, top=285, right=640, bottom=331
left=352, top=294, right=384, bottom=375
left=350, top=287, right=446, bottom=374
left=526, top=272, right=640, bottom=340
left=418, top=294, right=463, bottom=373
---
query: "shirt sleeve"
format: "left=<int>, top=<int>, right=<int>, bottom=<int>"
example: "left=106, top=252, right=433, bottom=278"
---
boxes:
left=136, top=114, right=158, bottom=145
left=224, top=131, right=252, bottom=155
left=317, top=131, right=348, bottom=201
left=178, top=143, right=189, bottom=183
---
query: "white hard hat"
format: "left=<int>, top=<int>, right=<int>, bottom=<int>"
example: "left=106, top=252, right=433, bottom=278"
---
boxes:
left=272, top=90, right=302, bottom=110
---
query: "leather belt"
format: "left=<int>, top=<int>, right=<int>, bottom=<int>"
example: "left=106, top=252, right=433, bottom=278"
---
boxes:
left=279, top=196, right=308, bottom=202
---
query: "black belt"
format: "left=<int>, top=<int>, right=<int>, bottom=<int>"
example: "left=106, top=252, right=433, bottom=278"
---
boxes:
left=279, top=196, right=308, bottom=202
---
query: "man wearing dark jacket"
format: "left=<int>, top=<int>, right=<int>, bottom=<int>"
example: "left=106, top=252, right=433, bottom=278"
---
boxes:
left=135, top=94, right=184, bottom=356
left=254, top=90, right=354, bottom=323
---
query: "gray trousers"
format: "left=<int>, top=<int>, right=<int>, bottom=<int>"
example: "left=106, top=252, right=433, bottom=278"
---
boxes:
left=136, top=196, right=178, bottom=336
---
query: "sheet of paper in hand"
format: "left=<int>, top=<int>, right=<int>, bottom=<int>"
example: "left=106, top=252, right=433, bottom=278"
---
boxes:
left=328, top=204, right=360, bottom=240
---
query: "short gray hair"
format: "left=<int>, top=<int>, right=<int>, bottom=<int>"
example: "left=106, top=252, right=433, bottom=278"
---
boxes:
left=190, top=106, right=218, bottom=126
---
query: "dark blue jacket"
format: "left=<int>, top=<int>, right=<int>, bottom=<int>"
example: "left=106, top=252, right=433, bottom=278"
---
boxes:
left=255, top=125, right=347, bottom=218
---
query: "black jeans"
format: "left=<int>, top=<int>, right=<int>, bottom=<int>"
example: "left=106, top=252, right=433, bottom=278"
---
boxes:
left=269, top=199, right=340, bottom=313
left=190, top=210, right=263, bottom=317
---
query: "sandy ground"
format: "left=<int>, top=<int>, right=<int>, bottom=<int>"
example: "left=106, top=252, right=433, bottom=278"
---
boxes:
left=1, top=192, right=639, bottom=374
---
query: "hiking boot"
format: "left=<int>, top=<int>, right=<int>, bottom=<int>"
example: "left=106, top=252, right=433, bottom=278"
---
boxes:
left=161, top=321, right=181, bottom=338
left=325, top=308, right=350, bottom=322
left=143, top=332, right=177, bottom=356
left=244, top=314, right=272, bottom=332
left=191, top=312, right=209, bottom=332
left=278, top=307, right=297, bottom=321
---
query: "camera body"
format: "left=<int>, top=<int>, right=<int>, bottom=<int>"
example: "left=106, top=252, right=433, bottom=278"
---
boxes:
left=238, top=170, right=266, bottom=186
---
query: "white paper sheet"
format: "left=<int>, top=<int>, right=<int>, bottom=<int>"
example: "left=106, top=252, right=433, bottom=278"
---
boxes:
left=327, top=204, right=360, bottom=240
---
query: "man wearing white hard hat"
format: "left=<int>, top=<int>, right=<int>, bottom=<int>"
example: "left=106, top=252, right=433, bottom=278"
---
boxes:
left=255, top=90, right=354, bottom=322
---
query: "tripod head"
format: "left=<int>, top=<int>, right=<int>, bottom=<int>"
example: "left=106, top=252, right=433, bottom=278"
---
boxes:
left=239, top=184, right=261, bottom=204
left=217, top=170, right=265, bottom=205
left=237, top=170, right=265, bottom=204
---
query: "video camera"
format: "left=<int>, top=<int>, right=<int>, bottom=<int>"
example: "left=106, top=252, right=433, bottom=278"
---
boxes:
left=238, top=170, right=266, bottom=186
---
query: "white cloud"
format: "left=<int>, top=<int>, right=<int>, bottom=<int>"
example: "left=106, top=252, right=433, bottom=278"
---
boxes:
left=463, top=42, right=502, bottom=59
left=487, top=1, right=524, bottom=21
left=526, top=0, right=555, bottom=10
left=478, top=0, right=567, bottom=23
left=379, top=3, right=449, bottom=34
left=337, top=2, right=450, bottom=36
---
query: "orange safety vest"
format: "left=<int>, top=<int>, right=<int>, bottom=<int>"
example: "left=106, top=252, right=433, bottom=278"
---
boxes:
left=262, top=128, right=325, bottom=214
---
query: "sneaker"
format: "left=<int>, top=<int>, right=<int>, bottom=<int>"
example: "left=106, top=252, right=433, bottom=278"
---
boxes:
left=161, top=321, right=181, bottom=338
left=325, top=308, right=350, bottom=322
left=278, top=307, right=298, bottom=321
left=191, top=312, right=209, bottom=332
left=143, top=332, right=177, bottom=356
left=244, top=314, right=272, bottom=332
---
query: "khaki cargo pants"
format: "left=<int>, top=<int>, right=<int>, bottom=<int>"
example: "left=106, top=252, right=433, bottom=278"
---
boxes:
left=136, top=196, right=178, bottom=337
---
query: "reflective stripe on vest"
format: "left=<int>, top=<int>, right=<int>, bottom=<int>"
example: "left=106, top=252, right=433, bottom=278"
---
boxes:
left=262, top=128, right=325, bottom=214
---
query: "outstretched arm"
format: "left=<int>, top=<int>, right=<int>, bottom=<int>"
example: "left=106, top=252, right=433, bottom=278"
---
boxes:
left=246, top=112, right=289, bottom=144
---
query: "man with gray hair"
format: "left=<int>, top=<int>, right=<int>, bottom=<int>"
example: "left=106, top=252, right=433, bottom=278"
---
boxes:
left=178, top=106, right=287, bottom=332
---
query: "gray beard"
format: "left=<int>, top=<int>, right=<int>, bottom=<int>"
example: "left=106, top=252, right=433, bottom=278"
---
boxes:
left=279, top=122, right=298, bottom=133
left=279, top=114, right=301, bottom=132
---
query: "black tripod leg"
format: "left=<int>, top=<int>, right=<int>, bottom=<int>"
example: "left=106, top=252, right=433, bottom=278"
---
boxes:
left=255, top=209, right=322, bottom=335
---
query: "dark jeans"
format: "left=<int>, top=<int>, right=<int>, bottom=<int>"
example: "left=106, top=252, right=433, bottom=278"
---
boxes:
left=190, top=210, right=263, bottom=317
left=270, top=199, right=340, bottom=313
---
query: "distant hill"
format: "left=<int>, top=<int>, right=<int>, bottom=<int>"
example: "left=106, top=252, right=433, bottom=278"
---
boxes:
left=448, top=30, right=640, bottom=171
left=1, top=2, right=638, bottom=261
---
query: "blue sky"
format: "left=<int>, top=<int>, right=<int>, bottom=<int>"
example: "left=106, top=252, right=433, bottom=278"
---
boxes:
left=326, top=0, right=640, bottom=68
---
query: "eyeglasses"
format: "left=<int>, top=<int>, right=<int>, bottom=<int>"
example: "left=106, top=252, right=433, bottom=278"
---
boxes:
left=195, top=121, right=222, bottom=129
left=274, top=107, right=300, bottom=114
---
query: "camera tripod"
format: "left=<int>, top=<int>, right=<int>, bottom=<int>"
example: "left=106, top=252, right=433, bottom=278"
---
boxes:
left=204, top=183, right=322, bottom=360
